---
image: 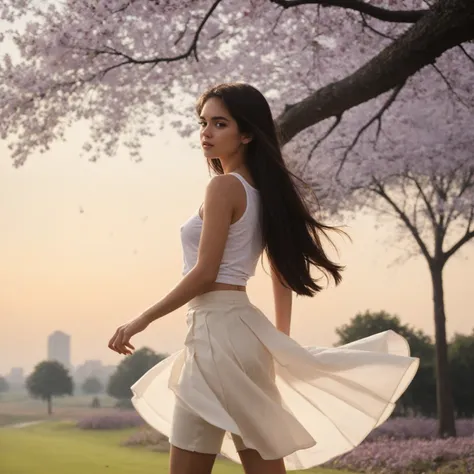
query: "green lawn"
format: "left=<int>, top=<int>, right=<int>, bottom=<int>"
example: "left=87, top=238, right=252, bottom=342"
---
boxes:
left=0, top=394, right=125, bottom=427
left=0, top=412, right=42, bottom=427
left=0, top=391, right=117, bottom=408
left=0, top=422, right=354, bottom=474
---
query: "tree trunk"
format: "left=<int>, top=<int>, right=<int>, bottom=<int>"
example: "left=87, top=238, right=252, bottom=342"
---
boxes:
left=430, top=262, right=456, bottom=437
left=47, top=396, right=52, bottom=416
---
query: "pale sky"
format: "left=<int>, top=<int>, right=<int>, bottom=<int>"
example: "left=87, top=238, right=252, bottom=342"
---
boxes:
left=1, top=124, right=473, bottom=376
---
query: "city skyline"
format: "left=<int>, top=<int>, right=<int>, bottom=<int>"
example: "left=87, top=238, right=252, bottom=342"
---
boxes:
left=4, top=330, right=116, bottom=384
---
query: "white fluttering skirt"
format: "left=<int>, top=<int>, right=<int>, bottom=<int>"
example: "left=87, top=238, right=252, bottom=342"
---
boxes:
left=131, top=290, right=419, bottom=470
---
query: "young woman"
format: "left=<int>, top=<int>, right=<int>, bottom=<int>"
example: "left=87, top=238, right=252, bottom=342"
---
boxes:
left=108, top=83, right=419, bottom=474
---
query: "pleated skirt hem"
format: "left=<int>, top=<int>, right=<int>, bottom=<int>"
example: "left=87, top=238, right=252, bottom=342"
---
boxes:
left=131, top=291, right=419, bottom=470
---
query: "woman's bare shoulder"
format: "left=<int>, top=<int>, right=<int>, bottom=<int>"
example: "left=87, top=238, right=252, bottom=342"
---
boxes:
left=206, top=173, right=245, bottom=195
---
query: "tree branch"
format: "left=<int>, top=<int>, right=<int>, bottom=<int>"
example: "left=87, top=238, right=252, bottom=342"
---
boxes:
left=77, top=0, right=222, bottom=67
left=406, top=173, right=438, bottom=229
left=458, top=44, right=474, bottom=65
left=269, top=0, right=427, bottom=23
left=174, top=17, right=191, bottom=46
left=276, top=0, right=474, bottom=145
left=372, top=178, right=433, bottom=262
left=458, top=168, right=474, bottom=196
left=431, top=63, right=467, bottom=105
left=271, top=7, right=287, bottom=33
left=359, top=13, right=396, bottom=40
left=443, top=226, right=474, bottom=261
left=97, top=59, right=133, bottom=79
left=335, top=82, right=404, bottom=177
left=412, top=185, right=422, bottom=230
left=109, top=2, right=131, bottom=14
left=438, top=169, right=473, bottom=236
left=304, top=114, right=342, bottom=170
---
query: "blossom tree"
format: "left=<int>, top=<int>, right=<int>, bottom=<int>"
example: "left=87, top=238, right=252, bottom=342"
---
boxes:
left=296, top=62, right=473, bottom=437
left=1, top=0, right=473, bottom=436
left=0, top=0, right=473, bottom=166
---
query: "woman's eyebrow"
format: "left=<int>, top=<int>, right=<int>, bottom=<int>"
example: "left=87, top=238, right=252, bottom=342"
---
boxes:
left=199, top=116, right=230, bottom=121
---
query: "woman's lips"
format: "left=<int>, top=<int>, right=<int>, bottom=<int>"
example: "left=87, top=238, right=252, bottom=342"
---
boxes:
left=202, top=143, right=214, bottom=148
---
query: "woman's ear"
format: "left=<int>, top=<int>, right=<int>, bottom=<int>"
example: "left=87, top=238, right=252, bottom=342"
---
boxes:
left=241, top=134, right=253, bottom=145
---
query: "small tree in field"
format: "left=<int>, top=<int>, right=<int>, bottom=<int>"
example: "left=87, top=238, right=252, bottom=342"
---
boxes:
left=449, top=330, right=474, bottom=418
left=107, top=348, right=165, bottom=406
left=0, top=376, right=9, bottom=395
left=336, top=310, right=437, bottom=417
left=26, top=361, right=73, bottom=415
left=82, top=376, right=103, bottom=395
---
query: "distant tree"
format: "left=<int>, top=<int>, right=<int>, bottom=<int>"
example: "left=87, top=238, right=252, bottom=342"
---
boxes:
left=449, top=330, right=474, bottom=417
left=336, top=310, right=434, bottom=359
left=26, top=361, right=73, bottom=415
left=107, top=348, right=166, bottom=404
left=0, top=376, right=9, bottom=394
left=335, top=310, right=436, bottom=416
left=81, top=376, right=103, bottom=395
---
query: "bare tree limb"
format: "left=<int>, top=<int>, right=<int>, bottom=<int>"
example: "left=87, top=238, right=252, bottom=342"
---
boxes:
left=360, top=13, right=396, bottom=40
left=406, top=173, right=438, bottom=229
left=413, top=186, right=422, bottom=230
left=304, top=114, right=342, bottom=171
left=372, top=178, right=433, bottom=262
left=443, top=168, right=474, bottom=229
left=74, top=0, right=222, bottom=67
left=400, top=173, right=410, bottom=215
left=109, top=2, right=131, bottom=14
left=269, top=0, right=427, bottom=23
left=443, top=226, right=474, bottom=261
left=431, top=63, right=467, bottom=105
left=174, top=17, right=191, bottom=46
left=277, top=0, right=474, bottom=145
left=271, top=7, right=287, bottom=33
left=458, top=44, right=474, bottom=65
left=98, top=60, right=133, bottom=79
left=335, top=82, right=404, bottom=178
left=458, top=168, right=474, bottom=196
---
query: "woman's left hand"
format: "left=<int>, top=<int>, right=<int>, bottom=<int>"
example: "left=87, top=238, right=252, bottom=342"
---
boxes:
left=108, top=315, right=150, bottom=355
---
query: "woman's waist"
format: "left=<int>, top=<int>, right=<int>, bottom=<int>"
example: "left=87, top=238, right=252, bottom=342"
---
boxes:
left=198, top=282, right=246, bottom=295
left=187, top=290, right=251, bottom=312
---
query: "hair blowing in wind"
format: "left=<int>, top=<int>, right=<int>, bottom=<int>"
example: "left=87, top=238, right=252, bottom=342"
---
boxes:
left=196, top=83, right=344, bottom=296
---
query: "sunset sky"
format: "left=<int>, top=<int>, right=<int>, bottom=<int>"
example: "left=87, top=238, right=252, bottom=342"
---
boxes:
left=1, top=122, right=473, bottom=377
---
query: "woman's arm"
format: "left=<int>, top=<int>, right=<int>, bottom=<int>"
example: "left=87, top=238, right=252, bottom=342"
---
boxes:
left=271, top=263, right=292, bottom=336
left=142, top=174, right=237, bottom=322
left=108, top=174, right=237, bottom=354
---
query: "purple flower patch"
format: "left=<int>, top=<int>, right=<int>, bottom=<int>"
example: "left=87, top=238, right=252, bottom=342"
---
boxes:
left=76, top=412, right=144, bottom=430
left=324, top=418, right=474, bottom=473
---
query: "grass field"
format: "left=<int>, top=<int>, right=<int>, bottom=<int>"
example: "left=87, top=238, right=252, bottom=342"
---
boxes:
left=0, top=422, right=354, bottom=474
left=0, top=392, right=121, bottom=427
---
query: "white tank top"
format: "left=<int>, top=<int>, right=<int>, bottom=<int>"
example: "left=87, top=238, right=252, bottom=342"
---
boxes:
left=180, top=172, right=263, bottom=286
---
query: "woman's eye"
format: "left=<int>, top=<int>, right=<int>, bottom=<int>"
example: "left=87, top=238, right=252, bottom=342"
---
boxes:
left=198, top=121, right=226, bottom=128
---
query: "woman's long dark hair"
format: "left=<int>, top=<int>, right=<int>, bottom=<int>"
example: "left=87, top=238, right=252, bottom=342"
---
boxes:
left=196, top=83, right=343, bottom=297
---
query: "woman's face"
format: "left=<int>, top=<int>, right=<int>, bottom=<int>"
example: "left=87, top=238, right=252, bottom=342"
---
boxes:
left=198, top=97, right=250, bottom=162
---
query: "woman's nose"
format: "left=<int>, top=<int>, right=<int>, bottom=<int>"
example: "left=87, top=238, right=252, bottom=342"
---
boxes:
left=201, top=127, right=212, bottom=138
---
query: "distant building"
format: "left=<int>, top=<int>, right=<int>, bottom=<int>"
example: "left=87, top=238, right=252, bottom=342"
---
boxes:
left=47, top=330, right=71, bottom=370
left=73, top=359, right=115, bottom=388
left=7, top=367, right=25, bottom=387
